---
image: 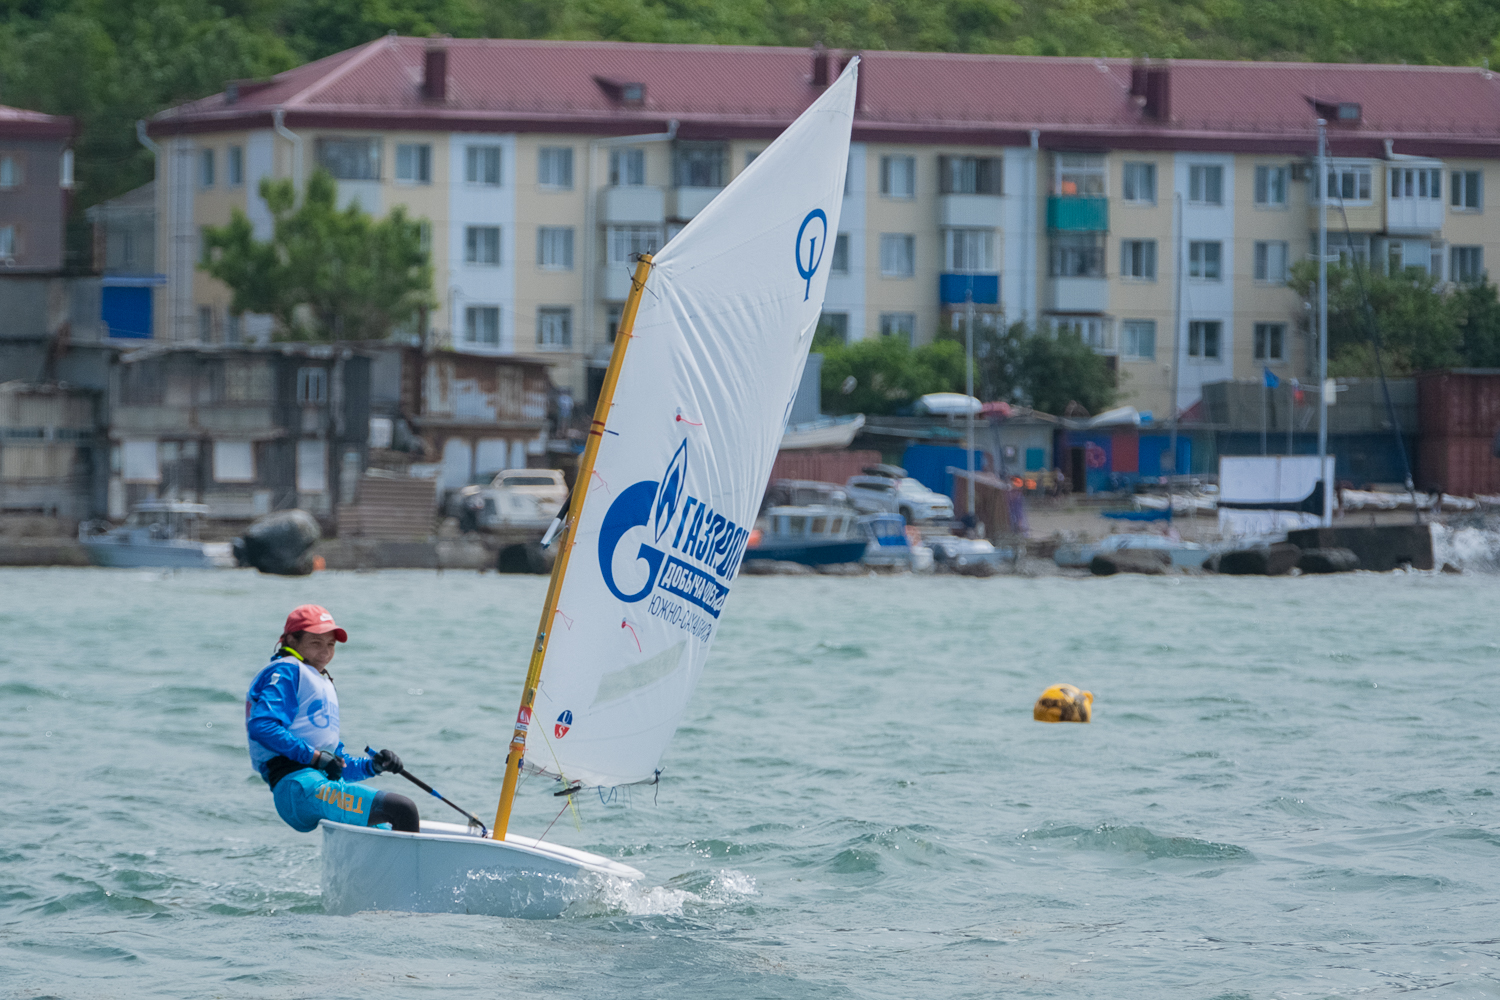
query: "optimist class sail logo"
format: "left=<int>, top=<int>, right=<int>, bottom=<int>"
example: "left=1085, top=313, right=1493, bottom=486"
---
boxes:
left=795, top=209, right=828, bottom=301
left=554, top=710, right=573, bottom=739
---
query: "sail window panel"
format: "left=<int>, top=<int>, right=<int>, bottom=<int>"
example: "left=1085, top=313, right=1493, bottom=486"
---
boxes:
left=537, top=307, right=572, bottom=348
left=465, top=306, right=501, bottom=347
left=880, top=234, right=915, bottom=277
left=466, top=145, right=502, bottom=186
left=1122, top=162, right=1156, bottom=204
left=316, top=138, right=381, bottom=181
left=1451, top=170, right=1482, bottom=210
left=537, top=227, right=574, bottom=270
left=1056, top=154, right=1105, bottom=196
left=466, top=226, right=501, bottom=266
left=1254, top=165, right=1288, bottom=206
left=1120, top=239, right=1157, bottom=280
left=1253, top=322, right=1286, bottom=361
left=673, top=142, right=726, bottom=188
left=1254, top=241, right=1288, bottom=283
left=610, top=148, right=645, bottom=187
left=1188, top=164, right=1223, bottom=205
left=1188, top=240, right=1222, bottom=280
left=944, top=229, right=994, bottom=273
left=213, top=440, right=255, bottom=482
left=939, top=156, right=1001, bottom=195
left=1121, top=319, right=1156, bottom=361
left=538, top=147, right=574, bottom=189
left=606, top=225, right=662, bottom=264
left=395, top=144, right=432, bottom=184
left=1188, top=320, right=1222, bottom=359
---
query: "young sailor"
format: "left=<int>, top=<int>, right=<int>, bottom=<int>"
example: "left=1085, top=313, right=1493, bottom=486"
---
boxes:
left=245, top=604, right=419, bottom=833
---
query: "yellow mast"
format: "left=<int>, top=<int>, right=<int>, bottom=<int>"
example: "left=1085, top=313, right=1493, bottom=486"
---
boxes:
left=492, top=253, right=655, bottom=840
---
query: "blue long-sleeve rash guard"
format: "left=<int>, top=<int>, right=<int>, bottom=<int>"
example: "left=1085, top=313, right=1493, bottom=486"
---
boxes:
left=245, top=656, right=375, bottom=785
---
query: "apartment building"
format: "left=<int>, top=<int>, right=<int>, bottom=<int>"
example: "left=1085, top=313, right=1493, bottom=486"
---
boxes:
left=144, top=41, right=1500, bottom=419
left=0, top=103, right=74, bottom=272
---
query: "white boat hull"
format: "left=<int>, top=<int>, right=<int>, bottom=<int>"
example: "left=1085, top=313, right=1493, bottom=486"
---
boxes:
left=320, top=820, right=644, bottom=919
left=82, top=537, right=236, bottom=569
left=780, top=413, right=865, bottom=450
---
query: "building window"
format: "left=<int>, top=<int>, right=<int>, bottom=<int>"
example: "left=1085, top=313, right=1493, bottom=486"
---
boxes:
left=1390, top=166, right=1441, bottom=200
left=744, top=150, right=761, bottom=168
left=830, top=233, right=850, bottom=275
left=944, top=229, right=994, bottom=272
left=1452, top=245, right=1484, bottom=283
left=0, top=155, right=20, bottom=189
left=199, top=148, right=215, bottom=188
left=880, top=312, right=915, bottom=344
left=395, top=144, right=432, bottom=184
left=673, top=142, right=726, bottom=187
left=467, top=145, right=502, bottom=186
left=316, top=138, right=381, bottom=180
left=1120, top=239, right=1156, bottom=280
left=296, top=439, right=327, bottom=493
left=538, top=147, right=574, bottom=189
left=880, top=156, right=915, bottom=198
left=1054, top=317, right=1115, bottom=354
left=1122, top=162, right=1155, bottom=204
left=1049, top=233, right=1105, bottom=278
left=939, top=156, right=1001, bottom=195
left=1318, top=163, right=1373, bottom=203
left=213, top=440, right=255, bottom=483
left=1254, top=241, right=1288, bottom=283
left=198, top=305, right=214, bottom=342
left=465, top=226, right=501, bottom=266
left=1121, top=319, right=1156, bottom=360
left=1188, top=320, right=1222, bottom=359
left=606, top=225, right=661, bottom=264
left=880, top=234, right=915, bottom=277
left=537, top=227, right=574, bottom=270
left=1253, top=322, right=1286, bottom=361
left=227, top=146, right=243, bottom=187
left=225, top=313, right=241, bottom=345
left=1188, top=164, right=1223, bottom=205
left=0, top=225, right=14, bottom=259
left=610, top=148, right=645, bottom=186
left=819, top=312, right=849, bottom=343
left=1188, top=240, right=1222, bottom=279
left=1254, top=165, right=1287, bottom=206
left=1056, top=154, right=1105, bottom=196
left=417, top=221, right=432, bottom=255
left=1451, top=170, right=1481, bottom=210
left=1319, top=231, right=1370, bottom=266
left=465, top=306, right=501, bottom=347
left=296, top=366, right=328, bottom=404
left=60, top=149, right=72, bottom=188
left=537, top=307, right=572, bottom=348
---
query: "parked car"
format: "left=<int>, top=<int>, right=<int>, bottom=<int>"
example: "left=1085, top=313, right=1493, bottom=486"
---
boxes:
left=446, top=469, right=568, bottom=533
left=761, top=478, right=855, bottom=513
left=844, top=474, right=955, bottom=523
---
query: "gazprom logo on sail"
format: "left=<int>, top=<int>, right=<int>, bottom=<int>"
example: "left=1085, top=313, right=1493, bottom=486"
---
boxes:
left=597, top=439, right=750, bottom=619
left=795, top=209, right=828, bottom=301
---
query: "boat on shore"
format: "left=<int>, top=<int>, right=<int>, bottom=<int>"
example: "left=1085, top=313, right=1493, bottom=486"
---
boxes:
left=79, top=501, right=236, bottom=569
left=744, top=504, right=869, bottom=565
left=1054, top=532, right=1212, bottom=570
left=780, top=413, right=865, bottom=450
left=858, top=512, right=934, bottom=570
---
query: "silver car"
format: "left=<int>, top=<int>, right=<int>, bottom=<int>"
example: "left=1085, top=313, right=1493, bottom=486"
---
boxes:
left=844, top=475, right=955, bottom=523
left=449, top=469, right=568, bottom=533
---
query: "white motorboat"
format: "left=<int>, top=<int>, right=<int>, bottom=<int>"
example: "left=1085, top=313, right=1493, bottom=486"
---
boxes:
left=780, top=413, right=864, bottom=450
left=1054, top=532, right=1211, bottom=570
left=79, top=501, right=236, bottom=569
left=320, top=60, right=861, bottom=917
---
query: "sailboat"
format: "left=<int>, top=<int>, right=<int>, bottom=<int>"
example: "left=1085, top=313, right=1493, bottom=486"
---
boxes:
left=320, top=59, right=859, bottom=919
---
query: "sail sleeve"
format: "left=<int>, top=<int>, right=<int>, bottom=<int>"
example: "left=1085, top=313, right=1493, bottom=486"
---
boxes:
left=524, top=61, right=859, bottom=789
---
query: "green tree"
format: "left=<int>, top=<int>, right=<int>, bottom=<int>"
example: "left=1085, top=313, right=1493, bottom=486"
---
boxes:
left=1455, top=277, right=1500, bottom=368
left=1288, top=260, right=1466, bottom=376
left=201, top=169, right=433, bottom=341
left=816, top=333, right=965, bottom=415
left=937, top=321, right=1117, bottom=415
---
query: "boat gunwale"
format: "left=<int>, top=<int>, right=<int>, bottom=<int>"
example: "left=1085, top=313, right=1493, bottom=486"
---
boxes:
left=320, top=819, right=645, bottom=880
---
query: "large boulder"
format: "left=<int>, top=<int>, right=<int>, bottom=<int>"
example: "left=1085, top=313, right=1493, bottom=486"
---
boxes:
left=1209, top=542, right=1301, bottom=576
left=235, top=509, right=321, bottom=576
left=1297, top=547, right=1360, bottom=574
left=1090, top=548, right=1170, bottom=575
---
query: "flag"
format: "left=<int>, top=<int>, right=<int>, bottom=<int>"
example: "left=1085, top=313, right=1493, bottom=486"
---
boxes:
left=1263, top=367, right=1280, bottom=388
left=1292, top=378, right=1304, bottom=405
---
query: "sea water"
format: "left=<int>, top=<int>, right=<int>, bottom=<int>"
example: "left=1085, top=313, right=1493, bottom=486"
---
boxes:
left=1, top=566, right=1497, bottom=998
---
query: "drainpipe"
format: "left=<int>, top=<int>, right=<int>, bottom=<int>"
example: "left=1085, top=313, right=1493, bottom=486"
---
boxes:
left=1027, top=129, right=1040, bottom=327
left=273, top=107, right=303, bottom=198
left=582, top=120, right=679, bottom=357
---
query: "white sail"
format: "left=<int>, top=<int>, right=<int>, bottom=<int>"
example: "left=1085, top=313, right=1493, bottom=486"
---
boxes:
left=523, top=61, right=859, bottom=788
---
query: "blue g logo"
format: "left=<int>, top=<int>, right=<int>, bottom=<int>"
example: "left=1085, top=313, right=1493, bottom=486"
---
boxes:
left=795, top=209, right=828, bottom=301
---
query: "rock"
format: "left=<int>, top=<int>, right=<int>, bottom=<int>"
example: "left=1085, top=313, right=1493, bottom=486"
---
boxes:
left=814, top=562, right=865, bottom=576
left=1210, top=542, right=1301, bottom=576
left=1442, top=562, right=1464, bottom=575
left=235, top=509, right=321, bottom=576
left=1297, top=547, right=1360, bottom=574
left=1090, top=548, right=1170, bottom=575
left=739, top=559, right=815, bottom=576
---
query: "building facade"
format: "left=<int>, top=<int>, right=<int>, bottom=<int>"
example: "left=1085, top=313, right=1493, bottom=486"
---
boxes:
left=143, top=41, right=1500, bottom=420
left=0, top=103, right=73, bottom=274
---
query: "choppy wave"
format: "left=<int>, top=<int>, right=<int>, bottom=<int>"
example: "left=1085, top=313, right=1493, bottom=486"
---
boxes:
left=1432, top=522, right=1500, bottom=571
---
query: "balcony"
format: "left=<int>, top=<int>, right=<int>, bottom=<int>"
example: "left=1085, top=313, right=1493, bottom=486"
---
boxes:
left=937, top=194, right=1004, bottom=228
left=1386, top=195, right=1443, bottom=236
left=1046, top=196, right=1108, bottom=232
left=599, top=186, right=666, bottom=225
left=939, top=273, right=999, bottom=305
left=1046, top=276, right=1109, bottom=313
left=671, top=186, right=722, bottom=220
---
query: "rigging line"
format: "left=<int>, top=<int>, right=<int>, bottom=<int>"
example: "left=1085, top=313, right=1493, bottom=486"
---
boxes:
left=535, top=798, right=573, bottom=844
left=1330, top=186, right=1418, bottom=504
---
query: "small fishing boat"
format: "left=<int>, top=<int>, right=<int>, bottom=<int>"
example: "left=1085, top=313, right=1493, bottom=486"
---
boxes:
left=780, top=413, right=865, bottom=450
left=858, top=512, right=934, bottom=571
left=79, top=501, right=236, bottom=569
left=320, top=60, right=860, bottom=916
left=743, top=504, right=868, bottom=566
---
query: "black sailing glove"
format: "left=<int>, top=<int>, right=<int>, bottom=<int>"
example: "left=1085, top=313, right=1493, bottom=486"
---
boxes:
left=310, top=750, right=344, bottom=781
left=369, top=749, right=404, bottom=775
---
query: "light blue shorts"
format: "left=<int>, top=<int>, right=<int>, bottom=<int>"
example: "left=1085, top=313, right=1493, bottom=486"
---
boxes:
left=271, top=768, right=379, bottom=833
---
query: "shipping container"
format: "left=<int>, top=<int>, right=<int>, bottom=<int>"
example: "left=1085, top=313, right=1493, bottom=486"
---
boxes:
left=1417, top=436, right=1500, bottom=497
left=1416, top=370, right=1500, bottom=439
left=768, top=450, right=883, bottom=487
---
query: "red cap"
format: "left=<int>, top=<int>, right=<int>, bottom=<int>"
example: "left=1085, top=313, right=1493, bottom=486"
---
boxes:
left=282, top=604, right=348, bottom=642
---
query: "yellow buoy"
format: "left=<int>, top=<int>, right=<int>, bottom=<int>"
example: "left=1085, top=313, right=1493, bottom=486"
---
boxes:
left=1033, top=684, right=1093, bottom=723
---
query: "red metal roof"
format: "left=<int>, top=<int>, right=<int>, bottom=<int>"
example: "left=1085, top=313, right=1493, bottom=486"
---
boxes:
left=0, top=102, right=73, bottom=140
left=148, top=38, right=1500, bottom=156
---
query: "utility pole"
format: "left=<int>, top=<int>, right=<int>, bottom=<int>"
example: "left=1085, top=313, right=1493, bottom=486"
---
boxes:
left=1317, top=119, right=1332, bottom=526
left=1167, top=191, right=1183, bottom=480
left=965, top=291, right=977, bottom=529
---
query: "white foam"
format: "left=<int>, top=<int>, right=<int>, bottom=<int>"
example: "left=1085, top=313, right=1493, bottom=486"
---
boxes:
left=1431, top=523, right=1500, bottom=572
